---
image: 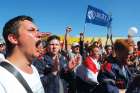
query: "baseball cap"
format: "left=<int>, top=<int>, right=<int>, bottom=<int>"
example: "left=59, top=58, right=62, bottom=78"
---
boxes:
left=72, top=42, right=80, bottom=47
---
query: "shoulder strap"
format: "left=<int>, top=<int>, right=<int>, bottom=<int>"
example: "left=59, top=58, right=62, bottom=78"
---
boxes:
left=0, top=62, right=33, bottom=93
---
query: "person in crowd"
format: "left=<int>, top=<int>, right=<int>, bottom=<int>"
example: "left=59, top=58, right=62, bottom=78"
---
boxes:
left=84, top=40, right=91, bottom=57
left=126, top=44, right=139, bottom=75
left=33, top=35, right=80, bottom=93
left=65, top=42, right=82, bottom=93
left=0, top=40, right=6, bottom=62
left=60, top=26, right=72, bottom=60
left=103, top=44, right=117, bottom=65
left=126, top=74, right=140, bottom=93
left=35, top=40, right=48, bottom=60
left=32, top=40, right=48, bottom=75
left=97, top=39, right=132, bottom=93
left=104, top=45, right=113, bottom=57
left=91, top=39, right=104, bottom=63
left=135, top=41, right=140, bottom=72
left=76, top=45, right=101, bottom=93
left=137, top=41, right=140, bottom=59
left=137, top=41, right=140, bottom=60
left=68, top=42, right=82, bottom=65
left=0, top=15, right=44, bottom=93
left=64, top=26, right=72, bottom=52
left=79, top=32, right=85, bottom=59
left=102, top=33, right=116, bottom=63
left=127, top=35, right=135, bottom=47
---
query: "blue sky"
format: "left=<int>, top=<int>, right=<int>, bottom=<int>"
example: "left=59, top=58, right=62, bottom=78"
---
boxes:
left=0, top=0, right=140, bottom=38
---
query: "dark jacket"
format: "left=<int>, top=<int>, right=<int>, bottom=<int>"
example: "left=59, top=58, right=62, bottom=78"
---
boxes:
left=126, top=74, right=140, bottom=93
left=33, top=53, right=75, bottom=93
left=97, top=58, right=132, bottom=93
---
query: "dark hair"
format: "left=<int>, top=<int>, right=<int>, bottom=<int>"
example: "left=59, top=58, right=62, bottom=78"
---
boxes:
left=137, top=41, right=140, bottom=45
left=36, top=40, right=47, bottom=48
left=104, top=45, right=112, bottom=50
left=2, top=15, right=33, bottom=55
left=137, top=41, right=140, bottom=50
left=47, top=35, right=60, bottom=43
left=88, top=44, right=99, bottom=52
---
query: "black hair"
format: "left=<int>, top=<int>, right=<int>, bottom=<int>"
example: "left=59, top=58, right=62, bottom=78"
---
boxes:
left=2, top=15, right=33, bottom=55
left=137, top=41, right=140, bottom=50
left=47, top=35, right=60, bottom=43
left=104, top=45, right=112, bottom=50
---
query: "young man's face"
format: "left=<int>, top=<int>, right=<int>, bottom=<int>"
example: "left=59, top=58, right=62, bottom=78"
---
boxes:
left=90, top=47, right=100, bottom=59
left=17, top=20, right=41, bottom=60
left=106, top=46, right=112, bottom=55
left=72, top=46, right=80, bottom=54
left=48, top=39, right=60, bottom=56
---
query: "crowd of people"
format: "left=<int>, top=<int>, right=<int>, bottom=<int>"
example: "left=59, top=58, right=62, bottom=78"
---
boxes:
left=0, top=15, right=140, bottom=93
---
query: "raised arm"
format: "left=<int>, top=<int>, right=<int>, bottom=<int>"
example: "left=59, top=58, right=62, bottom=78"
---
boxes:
left=64, top=26, right=72, bottom=51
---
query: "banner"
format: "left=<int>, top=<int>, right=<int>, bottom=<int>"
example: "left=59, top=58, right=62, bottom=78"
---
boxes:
left=85, top=5, right=112, bottom=27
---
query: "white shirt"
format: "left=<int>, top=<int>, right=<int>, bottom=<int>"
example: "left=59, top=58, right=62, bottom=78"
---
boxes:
left=0, top=60, right=44, bottom=93
left=0, top=53, right=5, bottom=62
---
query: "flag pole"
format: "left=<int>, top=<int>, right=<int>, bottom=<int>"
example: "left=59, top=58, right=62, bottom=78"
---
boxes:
left=109, top=12, right=112, bottom=36
left=83, top=23, right=86, bottom=34
left=83, top=5, right=88, bottom=35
